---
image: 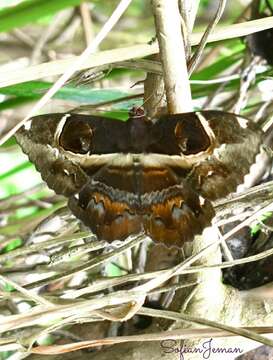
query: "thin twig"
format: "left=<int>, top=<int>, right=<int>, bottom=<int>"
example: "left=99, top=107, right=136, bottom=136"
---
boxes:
left=0, top=274, right=52, bottom=306
left=25, top=234, right=145, bottom=289
left=30, top=13, right=64, bottom=64
left=0, top=232, right=92, bottom=263
left=233, top=57, right=261, bottom=113
left=152, top=0, right=193, bottom=113
left=80, top=2, right=94, bottom=46
left=188, top=0, right=227, bottom=75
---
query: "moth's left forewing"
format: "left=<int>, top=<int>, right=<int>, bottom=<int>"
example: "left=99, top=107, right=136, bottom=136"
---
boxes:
left=15, top=114, right=92, bottom=196
left=188, top=111, right=262, bottom=200
left=15, top=111, right=134, bottom=198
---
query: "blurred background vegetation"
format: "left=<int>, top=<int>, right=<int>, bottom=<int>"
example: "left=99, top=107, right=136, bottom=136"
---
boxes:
left=1, top=1, right=273, bottom=359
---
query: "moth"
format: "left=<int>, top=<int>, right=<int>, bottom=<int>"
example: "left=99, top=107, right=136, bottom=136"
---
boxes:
left=15, top=108, right=261, bottom=247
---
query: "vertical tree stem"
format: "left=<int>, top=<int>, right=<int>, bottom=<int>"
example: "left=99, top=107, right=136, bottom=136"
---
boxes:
left=151, top=0, right=193, bottom=114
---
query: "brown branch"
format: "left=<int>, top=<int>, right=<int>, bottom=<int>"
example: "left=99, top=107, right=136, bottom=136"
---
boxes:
left=151, top=0, right=193, bottom=113
left=80, top=2, right=94, bottom=46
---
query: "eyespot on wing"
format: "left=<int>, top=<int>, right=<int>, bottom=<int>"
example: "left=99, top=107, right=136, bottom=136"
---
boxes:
left=59, top=118, right=93, bottom=154
left=174, top=115, right=212, bottom=155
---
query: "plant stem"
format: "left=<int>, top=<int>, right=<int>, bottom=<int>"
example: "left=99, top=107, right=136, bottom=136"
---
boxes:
left=151, top=0, right=193, bottom=113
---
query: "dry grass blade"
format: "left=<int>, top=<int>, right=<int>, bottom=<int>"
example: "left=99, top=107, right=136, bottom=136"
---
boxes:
left=0, top=15, right=272, bottom=95
left=0, top=44, right=159, bottom=89
left=0, top=17, right=268, bottom=116
left=29, top=311, right=273, bottom=355
left=0, top=231, right=91, bottom=263
left=0, top=274, right=51, bottom=306
left=30, top=326, right=273, bottom=354
left=24, top=234, right=145, bottom=290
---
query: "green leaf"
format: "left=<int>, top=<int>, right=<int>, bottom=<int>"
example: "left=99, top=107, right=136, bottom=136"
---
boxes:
left=192, top=45, right=243, bottom=81
left=0, top=136, right=18, bottom=148
left=0, top=81, right=134, bottom=104
left=251, top=212, right=273, bottom=237
left=0, top=96, right=32, bottom=111
left=105, top=262, right=126, bottom=277
left=0, top=81, right=49, bottom=98
left=3, top=282, right=14, bottom=292
left=0, top=0, right=85, bottom=33
left=0, top=161, right=33, bottom=181
left=3, top=238, right=22, bottom=252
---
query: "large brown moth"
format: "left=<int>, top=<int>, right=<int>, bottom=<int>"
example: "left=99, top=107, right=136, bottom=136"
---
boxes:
left=15, top=108, right=261, bottom=247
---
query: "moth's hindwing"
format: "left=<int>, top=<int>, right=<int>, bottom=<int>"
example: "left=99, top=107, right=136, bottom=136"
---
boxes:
left=68, top=179, right=214, bottom=247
